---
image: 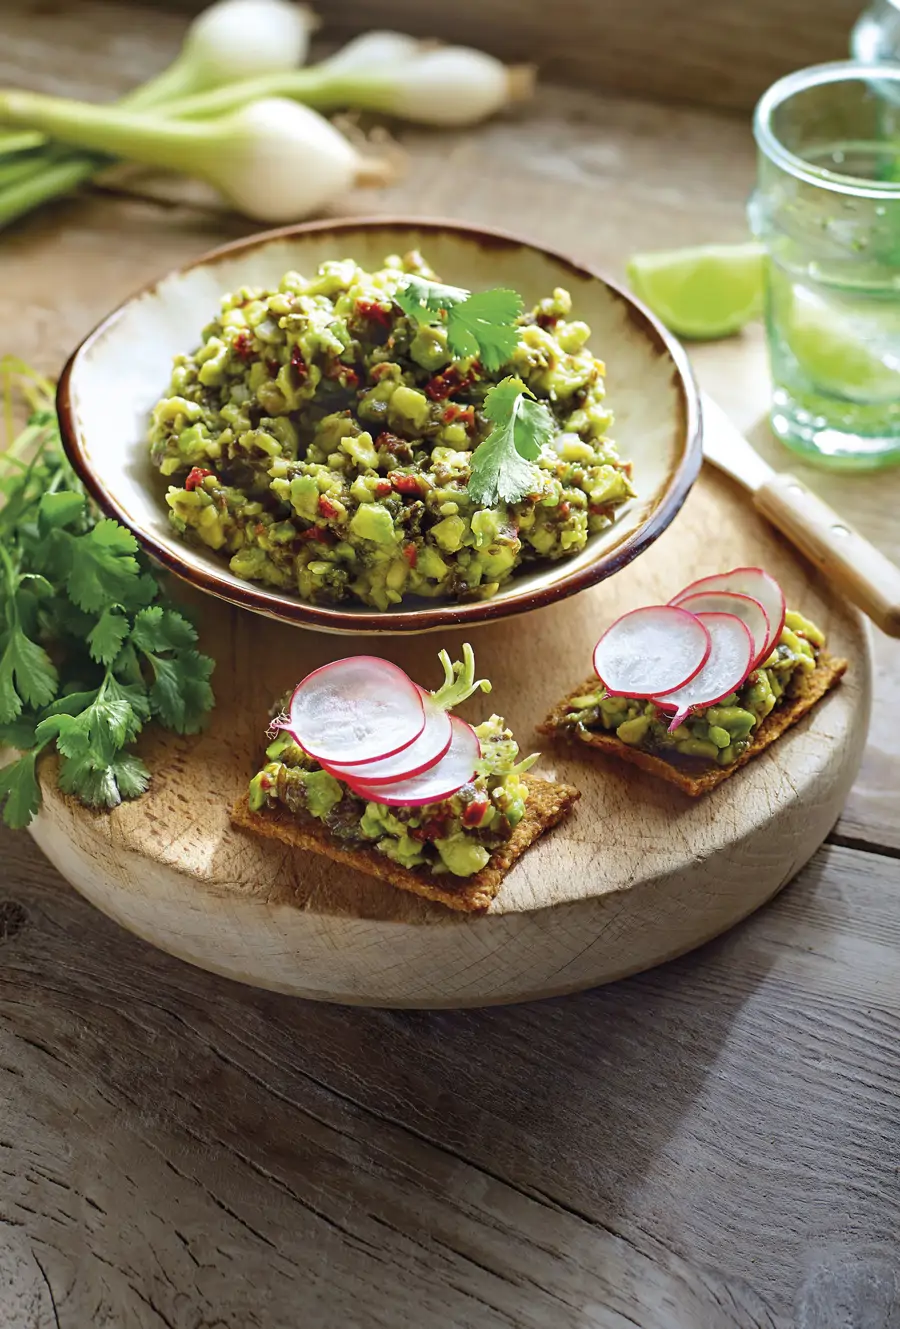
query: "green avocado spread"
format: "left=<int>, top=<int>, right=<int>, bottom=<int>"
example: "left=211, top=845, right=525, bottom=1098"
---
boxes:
left=149, top=252, right=633, bottom=611
left=248, top=714, right=532, bottom=879
left=561, top=610, right=825, bottom=766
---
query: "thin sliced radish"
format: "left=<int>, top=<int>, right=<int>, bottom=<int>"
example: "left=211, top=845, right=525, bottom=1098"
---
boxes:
left=676, top=591, right=770, bottom=669
left=287, top=656, right=425, bottom=766
left=652, top=611, right=754, bottom=732
left=323, top=687, right=452, bottom=786
left=346, top=715, right=480, bottom=807
left=593, top=605, right=712, bottom=699
left=671, top=568, right=786, bottom=664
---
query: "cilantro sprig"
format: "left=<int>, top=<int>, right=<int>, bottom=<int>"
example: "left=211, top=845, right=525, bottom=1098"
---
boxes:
left=395, top=276, right=523, bottom=372
left=0, top=359, right=215, bottom=829
left=466, top=376, right=555, bottom=507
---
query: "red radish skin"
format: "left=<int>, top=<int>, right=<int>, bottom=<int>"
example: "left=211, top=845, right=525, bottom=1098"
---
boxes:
left=323, top=687, right=452, bottom=786
left=287, top=656, right=425, bottom=766
left=671, top=568, right=786, bottom=664
left=346, top=715, right=480, bottom=807
left=676, top=590, right=771, bottom=669
left=593, top=605, right=712, bottom=699
left=652, top=611, right=754, bottom=732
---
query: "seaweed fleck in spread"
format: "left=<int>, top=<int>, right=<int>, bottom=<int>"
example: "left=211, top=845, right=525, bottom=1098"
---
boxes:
left=149, top=252, right=634, bottom=611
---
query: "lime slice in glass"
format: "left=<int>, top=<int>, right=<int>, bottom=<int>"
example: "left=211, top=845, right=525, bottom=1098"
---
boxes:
left=626, top=242, right=765, bottom=339
left=779, top=282, right=900, bottom=404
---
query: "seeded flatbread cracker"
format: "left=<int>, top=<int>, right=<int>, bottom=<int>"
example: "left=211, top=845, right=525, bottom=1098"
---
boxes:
left=539, top=652, right=847, bottom=798
left=231, top=773, right=580, bottom=914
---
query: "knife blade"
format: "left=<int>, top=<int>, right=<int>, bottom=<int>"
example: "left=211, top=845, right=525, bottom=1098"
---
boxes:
left=700, top=393, right=773, bottom=493
left=699, top=391, right=900, bottom=637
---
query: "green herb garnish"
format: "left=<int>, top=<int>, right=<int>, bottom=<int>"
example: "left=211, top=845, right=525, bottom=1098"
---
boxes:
left=466, top=376, right=555, bottom=507
left=395, top=276, right=523, bottom=372
left=0, top=359, right=215, bottom=829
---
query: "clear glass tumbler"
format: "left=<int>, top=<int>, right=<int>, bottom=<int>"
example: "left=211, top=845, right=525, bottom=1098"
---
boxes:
left=749, top=61, right=900, bottom=469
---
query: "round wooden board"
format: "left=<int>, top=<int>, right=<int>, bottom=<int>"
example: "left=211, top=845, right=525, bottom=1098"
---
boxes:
left=28, top=466, right=871, bottom=1007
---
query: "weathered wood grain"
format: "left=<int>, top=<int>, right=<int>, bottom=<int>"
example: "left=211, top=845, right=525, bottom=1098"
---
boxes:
left=3, top=827, right=900, bottom=1325
left=2, top=2, right=900, bottom=1325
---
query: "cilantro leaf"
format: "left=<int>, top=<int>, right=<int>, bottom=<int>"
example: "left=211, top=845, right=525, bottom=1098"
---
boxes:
left=144, top=650, right=215, bottom=735
left=36, top=686, right=142, bottom=763
left=446, top=289, right=523, bottom=371
left=58, top=750, right=150, bottom=809
left=396, top=277, right=522, bottom=372
left=39, top=491, right=86, bottom=531
left=395, top=275, right=468, bottom=324
left=131, top=606, right=197, bottom=654
left=105, top=674, right=151, bottom=725
left=0, top=751, right=41, bottom=829
left=0, top=364, right=216, bottom=827
left=66, top=520, right=156, bottom=615
left=467, top=376, right=556, bottom=506
left=0, top=626, right=59, bottom=722
left=0, top=717, right=38, bottom=751
left=87, top=608, right=130, bottom=666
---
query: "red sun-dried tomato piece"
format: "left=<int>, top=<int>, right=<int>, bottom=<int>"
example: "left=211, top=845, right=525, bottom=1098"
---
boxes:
left=389, top=472, right=424, bottom=496
left=355, top=298, right=393, bottom=330
left=232, top=330, right=254, bottom=362
left=184, top=467, right=214, bottom=492
left=317, top=495, right=341, bottom=520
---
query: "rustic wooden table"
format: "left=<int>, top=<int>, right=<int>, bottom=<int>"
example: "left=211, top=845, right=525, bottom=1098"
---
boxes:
left=2, top=3, right=899, bottom=1326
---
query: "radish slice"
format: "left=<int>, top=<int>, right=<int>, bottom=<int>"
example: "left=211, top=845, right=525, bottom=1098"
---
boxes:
left=676, top=591, right=770, bottom=669
left=286, top=656, right=425, bottom=766
left=652, top=611, right=754, bottom=732
left=323, top=687, right=452, bottom=786
left=671, top=568, right=786, bottom=664
left=346, top=715, right=480, bottom=807
left=593, top=605, right=712, bottom=699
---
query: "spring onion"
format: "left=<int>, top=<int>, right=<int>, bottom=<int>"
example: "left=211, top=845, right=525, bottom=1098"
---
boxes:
left=0, top=0, right=319, bottom=225
left=0, top=92, right=389, bottom=224
left=140, top=39, right=536, bottom=127
left=128, top=0, right=319, bottom=108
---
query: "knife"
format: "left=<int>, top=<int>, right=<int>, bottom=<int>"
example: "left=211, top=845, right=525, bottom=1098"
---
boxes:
left=700, top=392, right=900, bottom=638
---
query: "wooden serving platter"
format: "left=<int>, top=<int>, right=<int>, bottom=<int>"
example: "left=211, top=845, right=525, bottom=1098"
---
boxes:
left=27, top=464, right=870, bottom=1007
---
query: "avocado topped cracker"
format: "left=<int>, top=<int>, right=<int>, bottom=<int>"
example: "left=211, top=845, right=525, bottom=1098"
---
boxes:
left=232, top=647, right=579, bottom=913
left=540, top=567, right=847, bottom=797
left=149, top=251, right=633, bottom=612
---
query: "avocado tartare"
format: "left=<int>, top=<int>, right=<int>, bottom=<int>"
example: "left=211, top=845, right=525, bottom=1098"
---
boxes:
left=249, top=713, right=533, bottom=879
left=558, top=609, right=824, bottom=766
left=149, top=251, right=634, bottom=610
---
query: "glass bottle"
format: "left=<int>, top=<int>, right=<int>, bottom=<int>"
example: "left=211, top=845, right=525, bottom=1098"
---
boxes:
left=852, top=0, right=900, bottom=62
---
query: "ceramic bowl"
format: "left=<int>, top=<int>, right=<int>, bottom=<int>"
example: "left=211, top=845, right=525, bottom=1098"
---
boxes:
left=58, top=217, right=701, bottom=635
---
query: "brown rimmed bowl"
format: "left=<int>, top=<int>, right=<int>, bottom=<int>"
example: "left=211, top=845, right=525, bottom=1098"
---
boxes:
left=58, top=217, right=701, bottom=636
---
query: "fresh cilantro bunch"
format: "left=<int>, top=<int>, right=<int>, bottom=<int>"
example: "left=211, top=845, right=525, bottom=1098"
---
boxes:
left=395, top=276, right=523, bottom=372
left=0, top=361, right=215, bottom=829
left=467, top=376, right=555, bottom=506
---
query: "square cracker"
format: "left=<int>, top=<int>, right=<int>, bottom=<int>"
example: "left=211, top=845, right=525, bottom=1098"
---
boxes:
left=231, top=773, right=580, bottom=914
left=538, top=652, right=847, bottom=798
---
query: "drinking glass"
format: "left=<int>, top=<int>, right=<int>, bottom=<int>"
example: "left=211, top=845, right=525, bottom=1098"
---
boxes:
left=749, top=61, right=900, bottom=469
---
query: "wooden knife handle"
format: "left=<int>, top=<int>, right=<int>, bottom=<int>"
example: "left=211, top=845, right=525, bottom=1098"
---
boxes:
left=755, top=471, right=900, bottom=637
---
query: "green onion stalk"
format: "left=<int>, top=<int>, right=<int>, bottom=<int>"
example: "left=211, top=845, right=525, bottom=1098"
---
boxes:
left=0, top=0, right=318, bottom=226
left=0, top=92, right=392, bottom=224
left=0, top=28, right=533, bottom=229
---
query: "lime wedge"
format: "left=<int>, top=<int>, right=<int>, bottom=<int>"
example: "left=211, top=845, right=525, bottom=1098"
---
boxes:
left=778, top=282, right=900, bottom=404
left=626, top=242, right=765, bottom=340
